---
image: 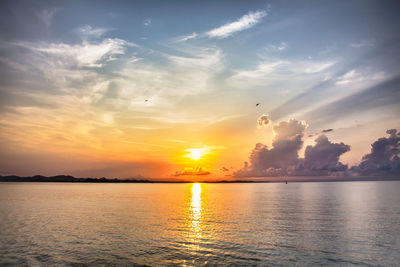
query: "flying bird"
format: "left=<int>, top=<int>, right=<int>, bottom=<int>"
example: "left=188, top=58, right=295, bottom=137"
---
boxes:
left=256, top=103, right=261, bottom=107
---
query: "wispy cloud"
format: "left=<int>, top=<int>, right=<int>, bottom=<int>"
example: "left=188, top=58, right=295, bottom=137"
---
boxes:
left=350, top=40, right=374, bottom=48
left=173, top=168, right=210, bottom=176
left=143, top=18, right=151, bottom=26
left=172, top=9, right=267, bottom=42
left=207, top=113, right=247, bottom=126
left=230, top=59, right=334, bottom=81
left=267, top=40, right=397, bottom=122
left=336, top=69, right=385, bottom=85
left=37, top=8, right=57, bottom=30
left=77, top=25, right=114, bottom=39
left=17, top=38, right=136, bottom=67
left=207, top=10, right=267, bottom=39
left=173, top=32, right=198, bottom=43
left=260, top=42, right=288, bottom=54
left=303, top=75, right=400, bottom=126
left=6, top=36, right=225, bottom=115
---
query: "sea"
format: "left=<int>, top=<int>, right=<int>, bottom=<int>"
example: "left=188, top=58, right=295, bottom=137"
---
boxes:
left=0, top=181, right=399, bottom=266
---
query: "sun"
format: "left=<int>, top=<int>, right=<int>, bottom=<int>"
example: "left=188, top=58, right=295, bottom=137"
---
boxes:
left=185, top=148, right=207, bottom=160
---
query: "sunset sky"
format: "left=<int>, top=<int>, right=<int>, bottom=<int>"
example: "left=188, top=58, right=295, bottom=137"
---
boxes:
left=0, top=0, right=399, bottom=180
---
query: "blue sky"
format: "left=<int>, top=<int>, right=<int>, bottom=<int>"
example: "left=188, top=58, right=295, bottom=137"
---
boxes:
left=0, top=0, right=399, bottom=178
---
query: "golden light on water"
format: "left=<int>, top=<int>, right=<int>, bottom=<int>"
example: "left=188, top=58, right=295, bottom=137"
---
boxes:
left=189, top=183, right=202, bottom=240
left=191, top=183, right=202, bottom=223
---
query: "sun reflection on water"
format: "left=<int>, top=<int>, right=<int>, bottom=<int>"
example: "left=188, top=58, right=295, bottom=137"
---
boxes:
left=182, top=182, right=208, bottom=264
left=190, top=183, right=202, bottom=238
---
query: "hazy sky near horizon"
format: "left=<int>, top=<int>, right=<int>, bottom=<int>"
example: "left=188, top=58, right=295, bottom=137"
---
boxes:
left=0, top=0, right=399, bottom=179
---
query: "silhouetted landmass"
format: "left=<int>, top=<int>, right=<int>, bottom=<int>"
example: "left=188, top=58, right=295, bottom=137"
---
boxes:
left=0, top=175, right=155, bottom=183
left=1, top=175, right=399, bottom=183
left=0, top=175, right=260, bottom=183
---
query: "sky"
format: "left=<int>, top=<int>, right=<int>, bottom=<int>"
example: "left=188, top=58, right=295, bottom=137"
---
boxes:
left=0, top=0, right=399, bottom=180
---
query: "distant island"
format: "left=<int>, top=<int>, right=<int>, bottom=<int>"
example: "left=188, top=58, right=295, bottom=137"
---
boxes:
left=0, top=175, right=259, bottom=183
left=0, top=175, right=156, bottom=183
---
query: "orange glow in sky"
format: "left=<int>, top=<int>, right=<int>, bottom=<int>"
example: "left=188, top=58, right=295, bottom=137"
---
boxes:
left=185, top=148, right=208, bottom=161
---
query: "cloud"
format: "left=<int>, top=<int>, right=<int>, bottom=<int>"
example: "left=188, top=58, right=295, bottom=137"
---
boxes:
left=352, top=129, right=400, bottom=175
left=77, top=25, right=114, bottom=39
left=277, top=42, right=288, bottom=51
left=207, top=113, right=246, bottom=125
left=235, top=117, right=400, bottom=178
left=234, top=119, right=352, bottom=177
left=207, top=10, right=267, bottom=39
left=221, top=167, right=229, bottom=172
left=268, top=40, right=396, bottom=121
left=257, top=114, right=270, bottom=128
left=115, top=45, right=224, bottom=106
left=173, top=168, right=211, bottom=176
left=322, top=128, right=333, bottom=133
left=173, top=32, right=198, bottom=43
left=143, top=18, right=151, bottom=26
left=350, top=40, right=373, bottom=48
left=230, top=59, right=334, bottom=82
left=336, top=69, right=385, bottom=85
left=0, top=33, right=229, bottom=161
left=37, top=8, right=57, bottom=30
left=4, top=37, right=225, bottom=114
left=17, top=38, right=136, bottom=68
left=300, top=135, right=350, bottom=174
left=234, top=119, right=307, bottom=177
left=173, top=9, right=267, bottom=42
left=303, top=75, right=400, bottom=126
left=259, top=42, right=289, bottom=55
left=166, top=47, right=222, bottom=68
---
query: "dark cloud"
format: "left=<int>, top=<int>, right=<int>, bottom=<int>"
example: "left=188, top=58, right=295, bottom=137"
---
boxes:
left=221, top=167, right=229, bottom=172
left=297, top=135, right=350, bottom=175
left=322, top=128, right=333, bottom=133
left=352, top=129, right=400, bottom=175
left=257, top=114, right=270, bottom=127
left=234, top=120, right=350, bottom=177
left=234, top=119, right=307, bottom=177
left=235, top=121, right=400, bottom=178
left=173, top=168, right=210, bottom=176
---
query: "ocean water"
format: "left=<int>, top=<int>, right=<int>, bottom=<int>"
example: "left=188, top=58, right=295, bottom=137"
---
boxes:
left=0, top=181, right=399, bottom=266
